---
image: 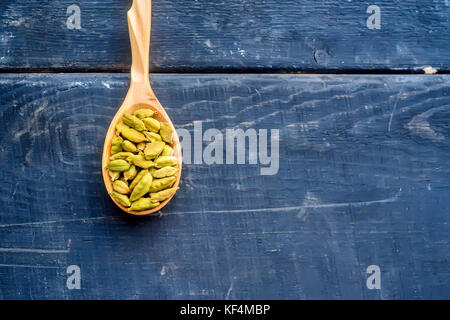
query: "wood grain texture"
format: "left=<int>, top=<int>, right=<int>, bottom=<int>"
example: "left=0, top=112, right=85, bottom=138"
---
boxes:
left=0, top=0, right=449, bottom=72
left=0, top=74, right=449, bottom=299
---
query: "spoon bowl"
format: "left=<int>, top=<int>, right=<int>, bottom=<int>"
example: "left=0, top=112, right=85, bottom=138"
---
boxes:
left=102, top=0, right=182, bottom=215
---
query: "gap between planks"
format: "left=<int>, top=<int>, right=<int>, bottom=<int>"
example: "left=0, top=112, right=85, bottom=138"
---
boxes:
left=0, top=70, right=449, bottom=75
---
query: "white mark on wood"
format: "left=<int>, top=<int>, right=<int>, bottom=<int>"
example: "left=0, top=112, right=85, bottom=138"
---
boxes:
left=13, top=105, right=46, bottom=141
left=0, top=239, right=72, bottom=253
left=102, top=81, right=111, bottom=89
left=0, top=191, right=402, bottom=229
left=0, top=247, right=70, bottom=254
left=0, top=264, right=58, bottom=269
left=12, top=104, right=51, bottom=165
left=9, top=18, right=25, bottom=27
left=205, top=39, right=212, bottom=48
left=10, top=182, right=19, bottom=199
left=406, top=106, right=447, bottom=141
left=0, top=32, right=16, bottom=43
left=4, top=7, right=25, bottom=27
left=297, top=191, right=321, bottom=221
left=0, top=215, right=122, bottom=229
left=160, top=265, right=168, bottom=276
left=423, top=66, right=438, bottom=74
left=225, top=278, right=234, bottom=300
left=388, top=85, right=405, bottom=132
left=165, top=189, right=402, bottom=216
left=395, top=44, right=418, bottom=63
left=237, top=48, right=246, bottom=56
left=188, top=289, right=210, bottom=296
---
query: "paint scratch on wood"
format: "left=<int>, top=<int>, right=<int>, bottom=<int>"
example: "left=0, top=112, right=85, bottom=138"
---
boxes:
left=0, top=191, right=401, bottom=230
left=165, top=189, right=402, bottom=216
left=388, top=85, right=404, bottom=132
left=406, top=106, right=447, bottom=141
left=0, top=216, right=122, bottom=229
left=0, top=248, right=69, bottom=254
left=0, top=239, right=72, bottom=254
left=225, top=278, right=234, bottom=300
left=0, top=264, right=59, bottom=269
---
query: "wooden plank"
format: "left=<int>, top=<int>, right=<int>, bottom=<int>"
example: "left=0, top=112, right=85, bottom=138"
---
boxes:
left=0, top=0, right=449, bottom=72
left=0, top=73, right=449, bottom=299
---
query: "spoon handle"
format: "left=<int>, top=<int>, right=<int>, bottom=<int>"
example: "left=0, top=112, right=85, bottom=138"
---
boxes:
left=127, top=0, right=151, bottom=88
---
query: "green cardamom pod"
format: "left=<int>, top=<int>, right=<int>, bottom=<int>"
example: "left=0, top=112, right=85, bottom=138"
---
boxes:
left=109, top=170, right=121, bottom=182
left=129, top=198, right=160, bottom=211
left=142, top=117, right=161, bottom=133
left=122, top=140, right=137, bottom=153
left=129, top=169, right=148, bottom=191
left=121, top=127, right=147, bottom=143
left=109, top=152, right=134, bottom=161
left=127, top=154, right=156, bottom=169
left=106, top=159, right=131, bottom=172
left=130, top=172, right=153, bottom=201
left=122, top=114, right=146, bottom=132
left=137, top=142, right=146, bottom=151
left=110, top=191, right=131, bottom=207
left=144, top=141, right=165, bottom=159
left=115, top=121, right=128, bottom=134
left=150, top=187, right=179, bottom=202
left=133, top=108, right=155, bottom=119
left=159, top=122, right=173, bottom=143
left=155, top=156, right=178, bottom=168
left=113, top=180, right=130, bottom=195
left=111, top=136, right=123, bottom=154
left=149, top=176, right=176, bottom=193
left=161, top=145, right=174, bottom=156
left=143, top=131, right=162, bottom=142
left=152, top=166, right=178, bottom=178
left=109, top=110, right=180, bottom=209
left=123, top=164, right=137, bottom=181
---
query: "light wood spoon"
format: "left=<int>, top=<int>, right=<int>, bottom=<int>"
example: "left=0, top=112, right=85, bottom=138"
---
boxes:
left=102, top=0, right=182, bottom=215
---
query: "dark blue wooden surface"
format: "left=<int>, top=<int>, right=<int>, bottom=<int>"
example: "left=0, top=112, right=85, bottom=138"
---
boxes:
left=1, top=0, right=449, bottom=301
left=0, top=0, right=449, bottom=72
left=0, top=74, right=449, bottom=299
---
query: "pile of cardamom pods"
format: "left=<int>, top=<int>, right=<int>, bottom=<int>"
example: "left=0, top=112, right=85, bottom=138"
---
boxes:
left=106, top=108, right=179, bottom=211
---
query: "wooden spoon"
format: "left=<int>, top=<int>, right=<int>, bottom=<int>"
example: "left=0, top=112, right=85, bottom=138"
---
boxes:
left=102, top=0, right=182, bottom=215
